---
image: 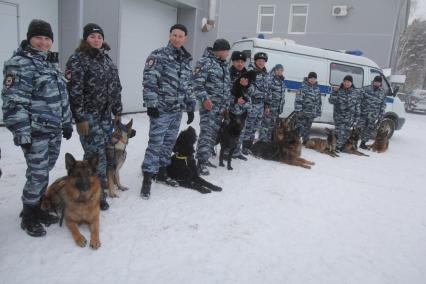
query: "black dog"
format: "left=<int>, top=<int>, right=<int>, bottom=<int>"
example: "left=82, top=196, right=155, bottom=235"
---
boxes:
left=167, top=127, right=222, bottom=194
left=217, top=111, right=248, bottom=170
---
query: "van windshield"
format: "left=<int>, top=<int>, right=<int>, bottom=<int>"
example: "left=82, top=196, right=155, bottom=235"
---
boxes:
left=330, top=63, right=364, bottom=87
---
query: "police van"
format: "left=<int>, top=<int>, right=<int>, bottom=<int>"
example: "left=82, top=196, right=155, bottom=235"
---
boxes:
left=231, top=38, right=405, bottom=137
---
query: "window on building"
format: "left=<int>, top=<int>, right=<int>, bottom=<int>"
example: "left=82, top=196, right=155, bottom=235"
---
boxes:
left=257, top=5, right=275, bottom=34
left=289, top=4, right=308, bottom=34
left=330, top=63, right=364, bottom=87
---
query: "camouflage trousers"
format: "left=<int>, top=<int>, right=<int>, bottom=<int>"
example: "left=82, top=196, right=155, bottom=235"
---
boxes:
left=259, top=108, right=280, bottom=142
left=142, top=111, right=182, bottom=174
left=22, top=133, right=62, bottom=205
left=80, top=114, right=111, bottom=183
left=196, top=107, right=224, bottom=162
left=359, top=117, right=378, bottom=142
left=335, top=120, right=352, bottom=149
left=242, top=102, right=264, bottom=142
left=296, top=115, right=315, bottom=142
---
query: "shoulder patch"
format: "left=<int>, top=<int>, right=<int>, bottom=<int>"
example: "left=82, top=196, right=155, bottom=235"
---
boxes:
left=193, top=66, right=202, bottom=75
left=146, top=57, right=156, bottom=68
left=3, top=74, right=15, bottom=89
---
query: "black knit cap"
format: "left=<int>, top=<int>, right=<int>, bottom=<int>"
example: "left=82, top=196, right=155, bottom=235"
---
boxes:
left=231, top=51, right=247, bottom=62
left=343, top=75, right=353, bottom=83
left=83, top=23, right=104, bottom=40
left=212, top=39, right=231, bottom=51
left=373, top=75, right=382, bottom=83
left=27, top=19, right=54, bottom=42
left=170, top=24, right=188, bottom=36
left=254, top=52, right=268, bottom=62
left=308, top=72, right=317, bottom=79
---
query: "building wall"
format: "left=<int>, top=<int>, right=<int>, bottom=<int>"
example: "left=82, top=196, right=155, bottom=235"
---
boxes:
left=217, top=0, right=409, bottom=68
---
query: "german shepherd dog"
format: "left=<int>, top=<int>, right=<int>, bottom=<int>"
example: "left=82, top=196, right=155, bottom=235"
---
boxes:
left=343, top=128, right=369, bottom=156
left=368, top=123, right=389, bottom=153
left=167, top=126, right=222, bottom=193
left=305, top=128, right=339, bottom=157
left=217, top=111, right=248, bottom=170
left=251, top=112, right=315, bottom=169
left=106, top=119, right=136, bottom=198
left=41, top=153, right=101, bottom=249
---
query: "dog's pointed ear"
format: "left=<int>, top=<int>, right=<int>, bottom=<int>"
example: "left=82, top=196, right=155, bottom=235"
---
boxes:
left=89, top=154, right=99, bottom=173
left=126, top=119, right=133, bottom=131
left=65, top=153, right=76, bottom=171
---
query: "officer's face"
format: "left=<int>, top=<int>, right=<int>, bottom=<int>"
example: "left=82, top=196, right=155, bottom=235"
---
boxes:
left=169, top=29, right=187, bottom=49
left=233, top=59, right=245, bottom=71
left=308, top=77, right=317, bottom=85
left=343, top=80, right=352, bottom=89
left=275, top=68, right=284, bottom=77
left=255, top=59, right=266, bottom=69
left=215, top=50, right=230, bottom=60
left=373, top=81, right=382, bottom=88
left=86, top=33, right=104, bottom=49
left=29, top=36, right=53, bottom=52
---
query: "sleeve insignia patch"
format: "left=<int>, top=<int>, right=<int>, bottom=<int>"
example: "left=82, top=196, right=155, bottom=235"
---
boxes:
left=3, top=74, right=15, bottom=89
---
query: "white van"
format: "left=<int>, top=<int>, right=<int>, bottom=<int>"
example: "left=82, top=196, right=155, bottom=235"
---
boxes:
left=231, top=38, right=405, bottom=137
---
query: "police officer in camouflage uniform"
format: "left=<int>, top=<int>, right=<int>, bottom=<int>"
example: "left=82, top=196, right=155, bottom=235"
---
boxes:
left=329, top=75, right=362, bottom=151
left=140, top=24, right=195, bottom=199
left=259, top=64, right=286, bottom=142
left=2, top=20, right=72, bottom=237
left=226, top=51, right=249, bottom=160
left=294, top=72, right=322, bottom=144
left=242, top=52, right=270, bottom=154
left=194, top=39, right=231, bottom=176
left=359, top=76, right=387, bottom=149
left=66, top=23, right=122, bottom=210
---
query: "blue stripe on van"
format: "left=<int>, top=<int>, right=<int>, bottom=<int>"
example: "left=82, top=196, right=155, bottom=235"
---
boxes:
left=284, top=79, right=331, bottom=94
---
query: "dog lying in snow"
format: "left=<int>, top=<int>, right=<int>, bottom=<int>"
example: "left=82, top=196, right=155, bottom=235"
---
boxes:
left=167, top=126, right=222, bottom=194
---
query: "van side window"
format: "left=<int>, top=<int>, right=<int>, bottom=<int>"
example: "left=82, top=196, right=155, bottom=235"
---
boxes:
left=242, top=50, right=252, bottom=65
left=330, top=63, right=364, bottom=87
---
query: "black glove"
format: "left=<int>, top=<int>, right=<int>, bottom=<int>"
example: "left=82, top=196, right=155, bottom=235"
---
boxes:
left=147, top=107, right=159, bottom=118
left=62, top=127, right=73, bottom=140
left=186, top=111, right=194, bottom=124
left=20, top=143, right=31, bottom=151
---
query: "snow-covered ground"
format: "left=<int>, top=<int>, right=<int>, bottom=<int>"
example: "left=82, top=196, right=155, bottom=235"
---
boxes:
left=0, top=112, right=425, bottom=284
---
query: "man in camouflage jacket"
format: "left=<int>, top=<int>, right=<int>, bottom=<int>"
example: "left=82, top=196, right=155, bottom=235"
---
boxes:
left=140, top=24, right=195, bottom=199
left=359, top=76, right=387, bottom=149
left=294, top=72, right=322, bottom=143
left=193, top=39, right=231, bottom=176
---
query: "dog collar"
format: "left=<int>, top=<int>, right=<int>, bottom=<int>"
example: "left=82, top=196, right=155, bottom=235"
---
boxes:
left=175, top=155, right=187, bottom=160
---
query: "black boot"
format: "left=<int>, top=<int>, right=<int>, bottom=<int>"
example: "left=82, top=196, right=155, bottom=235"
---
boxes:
left=242, top=140, right=253, bottom=155
left=141, top=172, right=153, bottom=199
left=34, top=202, right=59, bottom=226
left=359, top=141, right=368, bottom=150
left=20, top=204, right=46, bottom=237
left=155, top=167, right=179, bottom=187
left=99, top=180, right=109, bottom=211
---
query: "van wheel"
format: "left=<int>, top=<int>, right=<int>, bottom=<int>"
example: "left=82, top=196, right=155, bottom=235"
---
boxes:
left=381, top=118, right=395, bottom=139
